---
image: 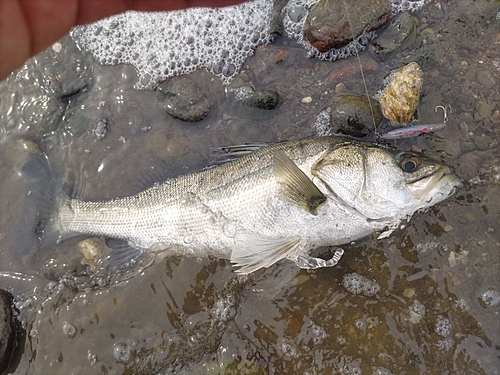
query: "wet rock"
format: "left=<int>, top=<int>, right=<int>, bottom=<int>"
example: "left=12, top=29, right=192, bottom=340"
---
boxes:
left=371, top=12, right=418, bottom=55
left=239, top=89, right=280, bottom=110
left=476, top=68, right=496, bottom=89
left=303, top=0, right=392, bottom=52
left=476, top=100, right=493, bottom=120
left=158, top=79, right=210, bottom=122
left=33, top=35, right=92, bottom=98
left=0, top=289, right=15, bottom=374
left=329, top=94, right=383, bottom=137
left=473, top=135, right=494, bottom=151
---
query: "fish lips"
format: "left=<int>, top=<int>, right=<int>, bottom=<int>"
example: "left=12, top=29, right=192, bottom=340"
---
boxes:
left=406, top=168, right=461, bottom=202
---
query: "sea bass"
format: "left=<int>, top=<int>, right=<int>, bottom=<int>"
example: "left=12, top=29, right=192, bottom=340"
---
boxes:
left=42, top=136, right=460, bottom=274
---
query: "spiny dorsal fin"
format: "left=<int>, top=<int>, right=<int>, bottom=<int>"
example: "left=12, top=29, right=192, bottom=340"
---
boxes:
left=231, top=234, right=301, bottom=274
left=273, top=149, right=326, bottom=215
left=209, top=142, right=270, bottom=166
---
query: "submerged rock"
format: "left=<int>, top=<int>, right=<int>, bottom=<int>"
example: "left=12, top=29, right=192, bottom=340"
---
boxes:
left=303, top=0, right=392, bottom=52
left=0, top=289, right=15, bottom=374
left=329, top=94, right=383, bottom=137
left=371, top=12, right=418, bottom=55
left=238, top=88, right=280, bottom=110
left=159, top=79, right=211, bottom=122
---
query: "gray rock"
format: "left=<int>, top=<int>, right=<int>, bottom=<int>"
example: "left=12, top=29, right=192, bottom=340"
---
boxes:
left=371, top=12, right=418, bottom=55
left=159, top=79, right=211, bottom=122
left=476, top=100, right=493, bottom=120
left=476, top=69, right=496, bottom=89
left=303, top=0, right=392, bottom=52
left=474, top=135, right=494, bottom=151
left=240, top=89, right=280, bottom=110
left=0, top=289, right=15, bottom=374
left=33, top=35, right=93, bottom=98
left=329, top=94, right=383, bottom=137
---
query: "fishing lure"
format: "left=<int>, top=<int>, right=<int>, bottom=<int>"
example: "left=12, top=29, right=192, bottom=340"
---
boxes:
left=379, top=105, right=451, bottom=140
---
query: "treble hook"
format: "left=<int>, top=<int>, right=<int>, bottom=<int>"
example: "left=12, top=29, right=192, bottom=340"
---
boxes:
left=435, top=104, right=452, bottom=125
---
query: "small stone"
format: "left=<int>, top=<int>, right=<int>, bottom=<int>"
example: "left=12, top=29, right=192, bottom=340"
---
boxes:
left=476, top=100, right=493, bottom=119
left=334, top=82, right=347, bottom=94
left=240, top=89, right=280, bottom=110
left=159, top=79, right=211, bottom=122
left=473, top=135, right=494, bottom=151
left=476, top=69, right=496, bottom=89
left=302, top=96, right=313, bottom=103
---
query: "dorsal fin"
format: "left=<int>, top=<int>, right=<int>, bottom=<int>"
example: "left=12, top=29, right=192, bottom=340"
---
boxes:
left=209, top=142, right=269, bottom=166
left=273, top=150, right=326, bottom=215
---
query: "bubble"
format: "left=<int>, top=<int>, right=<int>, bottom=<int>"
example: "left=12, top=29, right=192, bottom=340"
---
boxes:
left=288, top=6, right=307, bottom=23
left=411, top=300, right=426, bottom=316
left=435, top=315, right=452, bottom=337
left=222, top=63, right=236, bottom=77
left=477, top=287, right=500, bottom=308
left=343, top=273, right=380, bottom=296
left=113, top=342, right=131, bottom=363
left=183, top=235, right=193, bottom=244
left=281, top=340, right=297, bottom=361
left=62, top=322, right=77, bottom=338
left=437, top=339, right=452, bottom=351
left=94, top=119, right=107, bottom=139
left=71, top=0, right=274, bottom=88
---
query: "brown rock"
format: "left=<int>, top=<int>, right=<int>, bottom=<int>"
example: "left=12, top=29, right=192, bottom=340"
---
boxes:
left=304, top=0, right=392, bottom=52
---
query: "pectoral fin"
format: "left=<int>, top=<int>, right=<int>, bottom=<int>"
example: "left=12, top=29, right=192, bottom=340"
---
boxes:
left=231, top=234, right=301, bottom=274
left=273, top=150, right=326, bottom=215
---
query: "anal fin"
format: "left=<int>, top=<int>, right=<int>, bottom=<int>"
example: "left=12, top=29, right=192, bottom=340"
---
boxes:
left=231, top=234, right=301, bottom=274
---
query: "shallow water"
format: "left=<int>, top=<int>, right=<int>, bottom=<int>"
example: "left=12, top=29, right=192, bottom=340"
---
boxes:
left=1, top=1, right=500, bottom=374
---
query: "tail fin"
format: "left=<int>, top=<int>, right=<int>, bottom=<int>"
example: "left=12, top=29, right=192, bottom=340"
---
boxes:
left=21, top=153, right=69, bottom=253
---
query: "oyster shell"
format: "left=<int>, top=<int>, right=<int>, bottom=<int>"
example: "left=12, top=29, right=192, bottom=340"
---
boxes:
left=379, top=62, right=423, bottom=125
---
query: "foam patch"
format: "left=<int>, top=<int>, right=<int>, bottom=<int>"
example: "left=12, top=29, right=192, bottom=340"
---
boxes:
left=71, top=0, right=430, bottom=89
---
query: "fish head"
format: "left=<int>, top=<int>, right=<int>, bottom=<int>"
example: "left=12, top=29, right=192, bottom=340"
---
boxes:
left=312, top=141, right=461, bottom=221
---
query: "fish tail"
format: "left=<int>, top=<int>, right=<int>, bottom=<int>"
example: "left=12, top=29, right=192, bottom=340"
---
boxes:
left=21, top=153, right=70, bottom=253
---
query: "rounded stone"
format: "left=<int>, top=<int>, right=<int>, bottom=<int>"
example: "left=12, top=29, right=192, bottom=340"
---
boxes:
left=159, top=79, right=211, bottom=122
left=240, top=89, right=280, bottom=110
left=329, top=93, right=383, bottom=137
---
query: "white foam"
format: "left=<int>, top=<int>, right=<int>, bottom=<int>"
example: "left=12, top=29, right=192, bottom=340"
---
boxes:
left=71, top=0, right=274, bottom=89
left=71, top=0, right=430, bottom=89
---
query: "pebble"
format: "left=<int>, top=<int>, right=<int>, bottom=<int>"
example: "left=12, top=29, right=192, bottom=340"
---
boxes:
left=473, top=135, right=494, bottom=151
left=240, top=89, right=280, bottom=110
left=476, top=69, right=496, bottom=89
left=158, top=79, right=211, bottom=122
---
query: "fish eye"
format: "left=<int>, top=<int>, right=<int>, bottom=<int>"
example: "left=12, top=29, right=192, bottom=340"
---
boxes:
left=399, top=155, right=420, bottom=172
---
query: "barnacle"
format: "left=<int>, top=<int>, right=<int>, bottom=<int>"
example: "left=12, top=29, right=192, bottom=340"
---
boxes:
left=379, top=62, right=423, bottom=125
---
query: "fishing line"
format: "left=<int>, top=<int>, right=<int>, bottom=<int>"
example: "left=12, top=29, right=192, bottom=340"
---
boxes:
left=341, top=0, right=379, bottom=137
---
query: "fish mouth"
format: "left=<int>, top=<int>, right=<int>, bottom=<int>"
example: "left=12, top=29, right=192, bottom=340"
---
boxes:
left=406, top=168, right=461, bottom=200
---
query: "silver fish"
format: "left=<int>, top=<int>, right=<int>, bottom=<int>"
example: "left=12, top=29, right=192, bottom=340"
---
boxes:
left=45, top=136, right=460, bottom=274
